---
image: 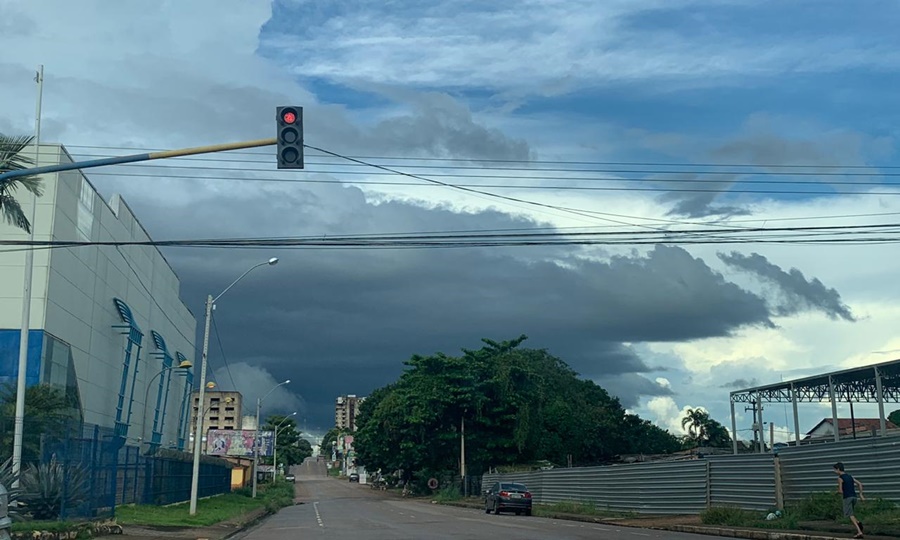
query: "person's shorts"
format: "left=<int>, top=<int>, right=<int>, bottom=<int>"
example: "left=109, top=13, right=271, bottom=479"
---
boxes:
left=843, top=496, right=857, bottom=517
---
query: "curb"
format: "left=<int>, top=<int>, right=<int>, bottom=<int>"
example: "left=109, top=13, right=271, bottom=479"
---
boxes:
left=655, top=524, right=846, bottom=540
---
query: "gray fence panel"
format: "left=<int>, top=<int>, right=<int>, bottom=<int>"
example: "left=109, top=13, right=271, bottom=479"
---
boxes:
left=483, top=460, right=708, bottom=514
left=707, top=454, right=776, bottom=511
left=779, top=437, right=900, bottom=503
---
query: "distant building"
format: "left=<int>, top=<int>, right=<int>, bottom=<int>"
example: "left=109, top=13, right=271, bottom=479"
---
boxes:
left=335, top=394, right=365, bottom=431
left=190, top=390, right=242, bottom=445
left=805, top=418, right=899, bottom=439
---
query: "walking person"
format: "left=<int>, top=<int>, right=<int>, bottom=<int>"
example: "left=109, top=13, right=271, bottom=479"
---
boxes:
left=833, top=462, right=865, bottom=538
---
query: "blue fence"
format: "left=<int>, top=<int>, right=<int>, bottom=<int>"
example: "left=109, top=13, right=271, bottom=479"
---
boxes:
left=2, top=417, right=233, bottom=519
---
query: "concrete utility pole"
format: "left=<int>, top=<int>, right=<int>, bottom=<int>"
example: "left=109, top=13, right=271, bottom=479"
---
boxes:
left=11, top=65, right=43, bottom=489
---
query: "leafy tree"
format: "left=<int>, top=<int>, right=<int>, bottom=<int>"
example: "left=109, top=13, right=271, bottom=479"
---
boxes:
left=0, top=134, right=44, bottom=233
left=0, top=383, right=75, bottom=463
left=262, top=414, right=312, bottom=468
left=354, top=336, right=681, bottom=486
left=680, top=407, right=732, bottom=448
left=888, top=409, right=900, bottom=426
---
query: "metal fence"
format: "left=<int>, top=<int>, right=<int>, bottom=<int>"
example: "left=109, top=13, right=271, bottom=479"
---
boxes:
left=779, top=436, right=900, bottom=503
left=2, top=418, right=233, bottom=518
left=481, top=436, right=900, bottom=515
left=484, top=460, right=710, bottom=514
left=708, top=454, right=776, bottom=511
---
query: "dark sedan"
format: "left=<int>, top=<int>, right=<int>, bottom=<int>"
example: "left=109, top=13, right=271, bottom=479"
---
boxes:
left=483, top=482, right=532, bottom=515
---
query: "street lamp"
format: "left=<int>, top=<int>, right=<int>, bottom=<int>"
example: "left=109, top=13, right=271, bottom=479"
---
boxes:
left=141, top=360, right=192, bottom=447
left=253, top=379, right=290, bottom=498
left=189, top=257, right=278, bottom=516
left=271, top=412, right=297, bottom=478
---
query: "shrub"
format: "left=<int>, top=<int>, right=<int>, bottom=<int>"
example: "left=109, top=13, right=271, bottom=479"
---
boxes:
left=792, top=492, right=842, bottom=521
left=18, top=459, right=89, bottom=520
left=0, top=458, right=23, bottom=520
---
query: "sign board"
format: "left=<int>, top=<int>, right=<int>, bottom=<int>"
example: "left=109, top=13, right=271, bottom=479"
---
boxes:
left=206, top=429, right=274, bottom=457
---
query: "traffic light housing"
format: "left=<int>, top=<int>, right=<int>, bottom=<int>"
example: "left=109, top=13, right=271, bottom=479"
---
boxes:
left=276, top=106, right=304, bottom=169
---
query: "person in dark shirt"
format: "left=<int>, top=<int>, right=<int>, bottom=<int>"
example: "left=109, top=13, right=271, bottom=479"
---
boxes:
left=833, top=462, right=865, bottom=538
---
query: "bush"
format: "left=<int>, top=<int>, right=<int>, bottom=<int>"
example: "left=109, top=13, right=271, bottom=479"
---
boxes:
left=432, top=485, right=461, bottom=503
left=18, top=459, right=88, bottom=520
left=792, top=491, right=842, bottom=521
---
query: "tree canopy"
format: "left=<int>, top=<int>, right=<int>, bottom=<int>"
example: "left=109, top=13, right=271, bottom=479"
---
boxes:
left=262, top=414, right=312, bottom=468
left=354, top=336, right=681, bottom=487
left=0, top=134, right=44, bottom=233
left=681, top=407, right=732, bottom=448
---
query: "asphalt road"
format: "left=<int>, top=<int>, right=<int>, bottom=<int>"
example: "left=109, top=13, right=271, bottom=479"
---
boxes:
left=236, top=458, right=734, bottom=540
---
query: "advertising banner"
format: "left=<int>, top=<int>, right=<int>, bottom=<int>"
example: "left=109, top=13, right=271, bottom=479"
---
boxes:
left=206, top=429, right=274, bottom=457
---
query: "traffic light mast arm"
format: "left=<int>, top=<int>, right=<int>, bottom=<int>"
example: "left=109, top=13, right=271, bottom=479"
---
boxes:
left=0, top=137, right=277, bottom=182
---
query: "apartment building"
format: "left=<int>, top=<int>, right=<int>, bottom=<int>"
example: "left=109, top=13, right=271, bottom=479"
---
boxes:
left=335, top=394, right=365, bottom=431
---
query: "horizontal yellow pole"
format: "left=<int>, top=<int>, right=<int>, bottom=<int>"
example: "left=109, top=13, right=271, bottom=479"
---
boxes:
left=149, top=138, right=277, bottom=160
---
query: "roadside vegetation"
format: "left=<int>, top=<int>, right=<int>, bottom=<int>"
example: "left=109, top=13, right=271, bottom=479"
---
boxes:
left=115, top=480, right=295, bottom=527
left=702, top=492, right=900, bottom=536
left=353, top=336, right=714, bottom=493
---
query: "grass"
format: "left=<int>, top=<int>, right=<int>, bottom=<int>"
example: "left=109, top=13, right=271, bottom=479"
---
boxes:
left=701, top=493, right=900, bottom=536
left=115, top=481, right=295, bottom=528
left=432, top=485, right=463, bottom=503
left=533, top=500, right=635, bottom=518
left=327, top=467, right=342, bottom=478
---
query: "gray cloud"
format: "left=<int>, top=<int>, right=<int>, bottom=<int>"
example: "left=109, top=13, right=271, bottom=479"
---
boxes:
left=78, top=173, right=783, bottom=428
left=659, top=114, right=892, bottom=218
left=720, top=378, right=759, bottom=390
left=594, top=373, right=675, bottom=409
left=718, top=251, right=855, bottom=321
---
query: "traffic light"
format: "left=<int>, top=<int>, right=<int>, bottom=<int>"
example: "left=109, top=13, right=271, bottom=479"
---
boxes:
left=276, top=106, right=304, bottom=169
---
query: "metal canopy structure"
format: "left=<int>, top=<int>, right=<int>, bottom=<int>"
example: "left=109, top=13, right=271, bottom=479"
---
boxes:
left=728, top=358, right=900, bottom=454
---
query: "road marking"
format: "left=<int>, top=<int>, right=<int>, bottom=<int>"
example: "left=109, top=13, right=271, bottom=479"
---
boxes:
left=629, top=532, right=650, bottom=537
left=313, top=502, right=324, bottom=528
left=592, top=526, right=612, bottom=531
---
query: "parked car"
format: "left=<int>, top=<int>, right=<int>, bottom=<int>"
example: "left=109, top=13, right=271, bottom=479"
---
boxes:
left=483, top=482, right=532, bottom=516
left=285, top=474, right=296, bottom=483
left=349, top=472, right=360, bottom=482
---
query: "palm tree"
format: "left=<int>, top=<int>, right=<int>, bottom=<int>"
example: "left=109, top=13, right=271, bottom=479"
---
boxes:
left=0, top=134, right=44, bottom=234
left=681, top=407, right=710, bottom=444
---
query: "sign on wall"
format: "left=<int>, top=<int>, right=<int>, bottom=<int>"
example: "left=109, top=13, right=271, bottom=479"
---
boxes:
left=206, top=429, right=274, bottom=457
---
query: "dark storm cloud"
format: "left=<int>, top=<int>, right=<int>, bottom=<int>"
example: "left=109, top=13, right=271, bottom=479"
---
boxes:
left=594, top=373, right=675, bottom=409
left=718, top=251, right=856, bottom=321
left=95, top=177, right=783, bottom=428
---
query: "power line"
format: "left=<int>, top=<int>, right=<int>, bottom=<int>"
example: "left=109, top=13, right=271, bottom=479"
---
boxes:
left=211, top=311, right=238, bottom=392
left=65, top=144, right=900, bottom=170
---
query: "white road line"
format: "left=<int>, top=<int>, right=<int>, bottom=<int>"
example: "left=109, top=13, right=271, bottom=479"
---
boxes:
left=629, top=532, right=650, bottom=536
left=314, top=501, right=324, bottom=528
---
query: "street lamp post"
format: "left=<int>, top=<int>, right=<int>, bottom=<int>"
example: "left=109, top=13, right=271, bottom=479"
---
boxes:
left=252, top=380, right=290, bottom=498
left=189, top=257, right=278, bottom=516
left=141, top=360, right=192, bottom=447
left=271, top=412, right=297, bottom=478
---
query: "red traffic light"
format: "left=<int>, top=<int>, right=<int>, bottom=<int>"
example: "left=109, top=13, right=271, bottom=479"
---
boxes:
left=282, top=111, right=297, bottom=124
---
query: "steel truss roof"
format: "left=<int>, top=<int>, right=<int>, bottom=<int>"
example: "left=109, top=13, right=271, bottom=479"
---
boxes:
left=730, top=358, right=900, bottom=404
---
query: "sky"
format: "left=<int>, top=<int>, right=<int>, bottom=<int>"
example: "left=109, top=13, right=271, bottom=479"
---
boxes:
left=2, top=0, right=900, bottom=443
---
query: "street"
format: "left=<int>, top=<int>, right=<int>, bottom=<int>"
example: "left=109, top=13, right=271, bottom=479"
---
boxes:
left=235, top=458, right=734, bottom=540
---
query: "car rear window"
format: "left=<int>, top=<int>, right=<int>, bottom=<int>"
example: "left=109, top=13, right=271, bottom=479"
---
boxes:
left=501, top=483, right=527, bottom=491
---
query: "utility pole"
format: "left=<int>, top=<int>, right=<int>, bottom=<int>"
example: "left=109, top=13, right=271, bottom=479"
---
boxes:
left=460, top=415, right=466, bottom=497
left=11, top=65, right=43, bottom=489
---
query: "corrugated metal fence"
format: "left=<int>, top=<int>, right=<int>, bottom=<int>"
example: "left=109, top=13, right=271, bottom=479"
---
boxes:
left=779, top=436, right=900, bottom=503
left=484, top=460, right=709, bottom=514
left=482, top=436, right=900, bottom=514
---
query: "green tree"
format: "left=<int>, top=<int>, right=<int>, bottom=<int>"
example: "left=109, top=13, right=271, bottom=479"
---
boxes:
left=680, top=407, right=732, bottom=448
left=0, top=134, right=44, bottom=233
left=888, top=409, right=900, bottom=426
left=0, top=383, right=75, bottom=463
left=354, top=336, right=681, bottom=487
left=262, top=414, right=312, bottom=468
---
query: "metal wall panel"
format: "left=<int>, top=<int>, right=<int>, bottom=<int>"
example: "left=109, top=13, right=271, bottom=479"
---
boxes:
left=707, top=454, right=776, bottom=511
left=779, top=437, right=900, bottom=503
left=483, top=460, right=709, bottom=514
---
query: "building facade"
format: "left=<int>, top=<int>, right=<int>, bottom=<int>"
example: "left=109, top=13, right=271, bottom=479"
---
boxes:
left=335, top=394, right=365, bottom=431
left=190, top=390, right=243, bottom=434
left=0, top=143, right=197, bottom=450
